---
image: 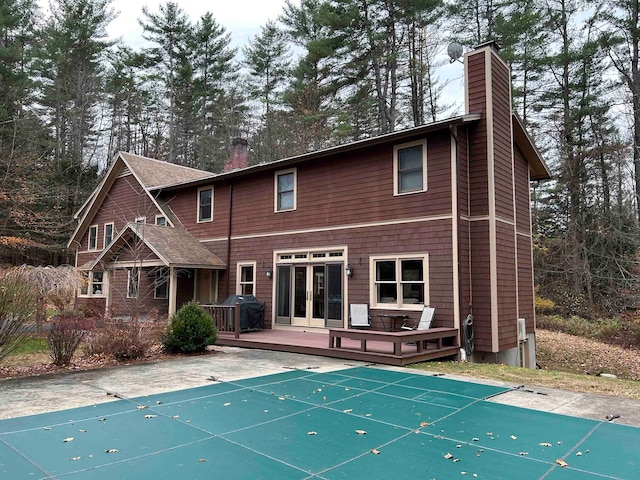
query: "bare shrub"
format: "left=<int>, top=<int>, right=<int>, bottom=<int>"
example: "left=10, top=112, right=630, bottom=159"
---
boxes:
left=0, top=272, right=38, bottom=361
left=47, top=314, right=91, bottom=366
left=84, top=310, right=163, bottom=361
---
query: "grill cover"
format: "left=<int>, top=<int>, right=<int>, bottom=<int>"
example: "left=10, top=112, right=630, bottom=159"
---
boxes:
left=222, top=294, right=265, bottom=331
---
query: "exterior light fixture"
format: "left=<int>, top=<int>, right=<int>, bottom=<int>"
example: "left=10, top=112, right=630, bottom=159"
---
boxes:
left=345, top=264, right=353, bottom=277
left=266, top=266, right=273, bottom=279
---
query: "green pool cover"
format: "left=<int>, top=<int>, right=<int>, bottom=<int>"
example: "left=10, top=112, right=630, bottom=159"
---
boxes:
left=1, top=367, right=638, bottom=479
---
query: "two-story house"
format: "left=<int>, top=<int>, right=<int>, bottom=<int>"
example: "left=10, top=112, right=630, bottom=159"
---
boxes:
left=68, top=42, right=550, bottom=366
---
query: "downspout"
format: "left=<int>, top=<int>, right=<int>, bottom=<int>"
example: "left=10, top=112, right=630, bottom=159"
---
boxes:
left=226, top=181, right=233, bottom=296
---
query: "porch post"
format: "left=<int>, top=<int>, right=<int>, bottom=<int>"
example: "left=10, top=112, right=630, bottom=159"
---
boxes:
left=104, top=270, right=112, bottom=315
left=168, top=267, right=177, bottom=316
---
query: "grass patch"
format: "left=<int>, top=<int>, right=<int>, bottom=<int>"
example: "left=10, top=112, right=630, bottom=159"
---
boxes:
left=410, top=361, right=640, bottom=401
left=11, top=337, right=48, bottom=355
left=0, top=336, right=49, bottom=367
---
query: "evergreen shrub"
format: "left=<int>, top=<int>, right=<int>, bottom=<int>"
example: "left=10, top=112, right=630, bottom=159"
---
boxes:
left=162, top=302, right=217, bottom=353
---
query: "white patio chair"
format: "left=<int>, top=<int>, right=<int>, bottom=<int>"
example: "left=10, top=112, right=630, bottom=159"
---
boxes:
left=349, top=304, right=371, bottom=328
left=401, top=305, right=435, bottom=331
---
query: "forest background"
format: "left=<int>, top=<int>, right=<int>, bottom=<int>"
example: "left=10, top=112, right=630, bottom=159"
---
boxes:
left=1, top=0, right=639, bottom=319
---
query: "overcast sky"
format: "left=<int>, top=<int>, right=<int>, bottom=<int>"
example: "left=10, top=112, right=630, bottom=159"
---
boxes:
left=106, top=0, right=289, bottom=48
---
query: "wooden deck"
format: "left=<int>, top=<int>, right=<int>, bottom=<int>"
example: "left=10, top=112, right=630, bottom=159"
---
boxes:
left=216, top=328, right=460, bottom=366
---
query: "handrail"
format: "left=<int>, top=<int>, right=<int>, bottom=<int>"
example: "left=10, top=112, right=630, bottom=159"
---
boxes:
left=200, top=303, right=241, bottom=338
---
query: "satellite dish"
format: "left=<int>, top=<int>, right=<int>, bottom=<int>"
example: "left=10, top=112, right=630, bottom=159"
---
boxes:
left=447, top=42, right=463, bottom=63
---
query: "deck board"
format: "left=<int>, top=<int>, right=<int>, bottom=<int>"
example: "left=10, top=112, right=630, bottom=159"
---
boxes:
left=216, top=329, right=460, bottom=366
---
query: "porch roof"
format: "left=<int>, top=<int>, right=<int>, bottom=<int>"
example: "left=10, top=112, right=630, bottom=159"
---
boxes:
left=89, top=223, right=226, bottom=270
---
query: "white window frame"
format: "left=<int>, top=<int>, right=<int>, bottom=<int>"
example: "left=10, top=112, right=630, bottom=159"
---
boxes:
left=104, top=222, right=114, bottom=247
left=134, top=216, right=146, bottom=224
left=274, top=168, right=297, bottom=212
left=198, top=186, right=214, bottom=222
left=393, top=139, right=428, bottom=196
left=154, top=268, right=169, bottom=299
left=78, top=271, right=107, bottom=298
left=369, top=254, right=429, bottom=311
left=155, top=215, right=166, bottom=226
left=127, top=268, right=141, bottom=299
left=88, top=225, right=98, bottom=251
left=236, top=262, right=257, bottom=296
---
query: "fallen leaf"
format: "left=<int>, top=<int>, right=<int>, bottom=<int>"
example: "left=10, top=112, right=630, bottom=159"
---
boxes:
left=105, top=449, right=118, bottom=453
left=539, top=443, right=552, bottom=447
left=343, top=409, right=353, bottom=413
left=172, top=415, right=179, bottom=419
left=79, top=429, right=86, bottom=433
left=486, top=432, right=493, bottom=436
left=557, top=441, right=563, bottom=445
left=43, top=427, right=51, bottom=431
left=510, top=435, right=517, bottom=440
left=156, top=401, right=162, bottom=405
left=144, top=414, right=157, bottom=419
left=456, top=445, right=462, bottom=448
left=137, top=405, right=148, bottom=410
left=453, top=458, right=461, bottom=463
left=223, top=402, right=231, bottom=407
left=198, top=458, right=206, bottom=463
left=370, top=448, right=381, bottom=454
left=472, top=437, right=479, bottom=442
left=420, top=422, right=429, bottom=427
left=98, top=418, right=107, bottom=422
left=556, top=459, right=568, bottom=468
left=308, top=431, right=317, bottom=435
left=64, top=437, right=74, bottom=443
left=576, top=452, right=583, bottom=456
left=365, top=413, right=372, bottom=417
left=444, top=453, right=454, bottom=459
left=519, top=452, right=529, bottom=456
left=278, top=397, right=285, bottom=401
left=355, top=430, right=367, bottom=435
left=263, top=410, right=269, bottom=413
left=317, top=388, right=322, bottom=392
left=70, top=457, right=81, bottom=461
left=323, top=396, right=327, bottom=401
left=461, top=472, right=467, bottom=475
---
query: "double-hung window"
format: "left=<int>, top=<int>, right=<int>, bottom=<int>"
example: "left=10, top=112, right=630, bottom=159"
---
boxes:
left=154, top=268, right=168, bottom=299
left=275, top=169, right=296, bottom=212
left=88, top=225, right=98, bottom=250
left=104, top=223, right=114, bottom=247
left=237, top=263, right=256, bottom=295
left=393, top=140, right=427, bottom=195
left=370, top=255, right=428, bottom=309
left=155, top=215, right=166, bottom=226
left=127, top=267, right=140, bottom=299
left=198, top=187, right=213, bottom=222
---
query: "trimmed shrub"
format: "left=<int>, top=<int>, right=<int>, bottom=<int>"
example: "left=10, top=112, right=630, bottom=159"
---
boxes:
left=0, top=273, right=38, bottom=361
left=47, top=314, right=90, bottom=366
left=162, top=302, right=217, bottom=353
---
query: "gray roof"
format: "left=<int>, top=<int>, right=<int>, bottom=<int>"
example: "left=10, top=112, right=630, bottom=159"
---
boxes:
left=120, top=152, right=214, bottom=189
left=90, top=223, right=225, bottom=269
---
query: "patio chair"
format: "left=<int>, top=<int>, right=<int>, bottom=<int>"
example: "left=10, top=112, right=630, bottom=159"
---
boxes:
left=349, top=304, right=371, bottom=328
left=401, top=305, right=435, bottom=331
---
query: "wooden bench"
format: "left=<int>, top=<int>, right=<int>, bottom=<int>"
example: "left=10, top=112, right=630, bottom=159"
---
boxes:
left=328, top=327, right=459, bottom=356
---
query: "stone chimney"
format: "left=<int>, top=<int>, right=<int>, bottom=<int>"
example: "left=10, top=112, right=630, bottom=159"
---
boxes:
left=224, top=138, right=248, bottom=172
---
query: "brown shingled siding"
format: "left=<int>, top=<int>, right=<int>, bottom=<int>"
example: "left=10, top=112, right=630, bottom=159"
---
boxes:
left=517, top=235, right=535, bottom=332
left=496, top=221, right=518, bottom=350
left=469, top=220, right=492, bottom=351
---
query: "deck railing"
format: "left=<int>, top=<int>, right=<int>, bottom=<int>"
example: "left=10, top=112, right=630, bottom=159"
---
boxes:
left=200, top=303, right=240, bottom=339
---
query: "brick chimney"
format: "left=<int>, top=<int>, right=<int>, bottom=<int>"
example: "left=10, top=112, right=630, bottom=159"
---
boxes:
left=224, top=138, right=248, bottom=172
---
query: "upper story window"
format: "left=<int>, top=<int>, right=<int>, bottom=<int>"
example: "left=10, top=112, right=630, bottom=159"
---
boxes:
left=237, top=262, right=256, bottom=295
left=88, top=225, right=98, bottom=251
left=370, top=254, right=428, bottom=310
left=135, top=216, right=146, bottom=224
left=155, top=215, right=166, bottom=226
left=104, top=223, right=114, bottom=247
left=275, top=169, right=296, bottom=212
left=393, top=140, right=427, bottom=195
left=198, top=186, right=213, bottom=222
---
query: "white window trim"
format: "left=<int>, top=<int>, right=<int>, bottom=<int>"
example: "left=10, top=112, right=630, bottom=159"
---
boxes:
left=154, top=268, right=169, bottom=299
left=274, top=168, right=297, bottom=212
left=197, top=186, right=214, bottom=223
left=134, top=216, right=146, bottom=224
left=393, top=139, right=428, bottom=196
left=78, top=271, right=107, bottom=298
left=127, top=268, right=141, bottom=299
left=236, top=261, right=257, bottom=296
left=155, top=214, right=166, bottom=226
left=88, top=225, right=99, bottom=251
left=369, top=254, right=429, bottom=311
left=103, top=222, right=114, bottom=247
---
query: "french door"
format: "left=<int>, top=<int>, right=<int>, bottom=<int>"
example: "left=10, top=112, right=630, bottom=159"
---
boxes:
left=276, top=263, right=343, bottom=328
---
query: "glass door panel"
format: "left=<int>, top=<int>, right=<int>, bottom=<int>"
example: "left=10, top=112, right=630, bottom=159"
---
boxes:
left=310, top=265, right=325, bottom=327
left=292, top=266, right=308, bottom=325
left=326, top=264, right=343, bottom=328
left=275, top=265, right=291, bottom=325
